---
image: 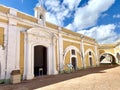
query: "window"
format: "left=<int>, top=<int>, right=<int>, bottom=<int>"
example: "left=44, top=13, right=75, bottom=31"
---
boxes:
left=39, top=15, right=43, bottom=19
left=71, top=50, right=75, bottom=55
left=89, top=51, right=92, bottom=56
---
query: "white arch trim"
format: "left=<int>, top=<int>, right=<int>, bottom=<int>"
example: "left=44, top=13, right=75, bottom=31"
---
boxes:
left=84, top=49, right=96, bottom=67
left=84, top=49, right=96, bottom=57
left=99, top=52, right=117, bottom=63
left=63, top=46, right=82, bottom=68
left=63, top=46, right=81, bottom=62
left=27, top=28, right=58, bottom=39
left=99, top=52, right=116, bottom=59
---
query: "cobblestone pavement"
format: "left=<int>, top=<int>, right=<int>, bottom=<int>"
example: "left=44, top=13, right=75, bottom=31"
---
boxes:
left=0, top=65, right=119, bottom=90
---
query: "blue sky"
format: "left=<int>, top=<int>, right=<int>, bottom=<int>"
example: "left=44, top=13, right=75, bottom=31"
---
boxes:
left=0, top=0, right=120, bottom=44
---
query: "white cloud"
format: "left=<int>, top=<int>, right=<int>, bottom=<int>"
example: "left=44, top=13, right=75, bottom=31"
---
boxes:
left=101, top=13, right=108, bottom=18
left=36, top=0, right=118, bottom=44
left=37, top=0, right=115, bottom=29
left=113, top=14, right=120, bottom=18
left=43, top=0, right=82, bottom=26
left=66, top=0, right=115, bottom=30
left=46, top=12, right=59, bottom=25
left=78, top=24, right=119, bottom=44
left=44, top=0, right=68, bottom=26
left=63, top=0, right=81, bottom=10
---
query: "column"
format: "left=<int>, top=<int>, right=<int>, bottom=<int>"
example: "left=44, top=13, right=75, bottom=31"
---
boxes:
left=52, top=35, right=58, bottom=74
left=95, top=44, right=99, bottom=66
left=15, top=28, right=20, bottom=69
left=26, top=34, right=34, bottom=80
left=58, top=27, right=64, bottom=71
left=58, top=34, right=64, bottom=71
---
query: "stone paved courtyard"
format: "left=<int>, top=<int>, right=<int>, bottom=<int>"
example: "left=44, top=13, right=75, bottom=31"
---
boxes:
left=0, top=65, right=119, bottom=90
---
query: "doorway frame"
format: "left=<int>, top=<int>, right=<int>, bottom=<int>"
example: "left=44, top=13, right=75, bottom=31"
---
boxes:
left=24, top=28, right=58, bottom=80
left=71, top=57, right=77, bottom=70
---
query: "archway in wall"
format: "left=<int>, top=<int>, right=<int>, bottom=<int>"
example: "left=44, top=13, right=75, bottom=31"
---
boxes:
left=71, top=57, right=77, bottom=70
left=100, top=53, right=116, bottom=64
left=34, top=45, right=47, bottom=76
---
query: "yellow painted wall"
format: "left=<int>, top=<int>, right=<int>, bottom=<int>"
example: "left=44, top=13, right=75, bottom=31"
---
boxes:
left=46, top=22, right=58, bottom=30
left=17, top=12, right=38, bottom=23
left=63, top=35, right=81, bottom=42
left=20, top=32, right=24, bottom=74
left=104, top=49, right=115, bottom=54
left=84, top=40, right=95, bottom=45
left=99, top=48, right=114, bottom=56
left=0, top=27, right=4, bottom=46
left=63, top=41, right=80, bottom=51
left=84, top=44, right=95, bottom=53
left=0, top=17, right=8, bottom=23
left=0, top=5, right=9, bottom=14
left=62, top=28, right=82, bottom=37
left=17, top=23, right=32, bottom=28
left=64, top=51, right=70, bottom=70
left=99, top=49, right=105, bottom=55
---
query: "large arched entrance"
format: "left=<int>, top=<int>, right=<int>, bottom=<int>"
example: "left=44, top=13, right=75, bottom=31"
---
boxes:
left=34, top=45, right=47, bottom=76
left=100, top=53, right=116, bottom=64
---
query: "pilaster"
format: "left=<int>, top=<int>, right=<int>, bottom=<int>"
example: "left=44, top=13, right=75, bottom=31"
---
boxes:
left=81, top=36, right=85, bottom=68
left=58, top=27, right=64, bottom=71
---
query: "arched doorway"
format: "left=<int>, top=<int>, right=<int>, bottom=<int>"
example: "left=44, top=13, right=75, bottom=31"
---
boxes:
left=34, top=45, right=47, bottom=76
left=100, top=53, right=116, bottom=64
left=71, top=57, right=77, bottom=70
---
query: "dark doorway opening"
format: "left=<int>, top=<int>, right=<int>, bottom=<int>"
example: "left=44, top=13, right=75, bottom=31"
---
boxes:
left=89, top=57, right=93, bottom=67
left=100, top=56, right=105, bottom=62
left=71, top=57, right=77, bottom=70
left=34, top=45, right=47, bottom=76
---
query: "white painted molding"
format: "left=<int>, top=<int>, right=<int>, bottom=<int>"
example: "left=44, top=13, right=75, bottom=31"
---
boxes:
left=63, top=46, right=81, bottom=67
left=99, top=52, right=117, bottom=63
left=84, top=49, right=96, bottom=66
left=9, top=8, right=17, bottom=16
left=84, top=49, right=96, bottom=57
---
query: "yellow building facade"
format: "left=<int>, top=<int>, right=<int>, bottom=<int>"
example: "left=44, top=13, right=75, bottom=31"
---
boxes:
left=0, top=4, right=119, bottom=80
